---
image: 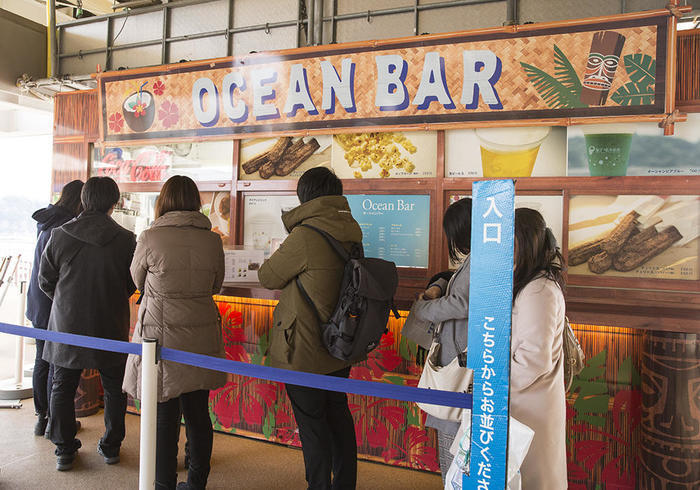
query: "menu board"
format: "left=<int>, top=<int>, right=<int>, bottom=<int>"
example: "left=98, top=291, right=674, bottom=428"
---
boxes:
left=567, top=114, right=700, bottom=176
left=331, top=131, right=437, bottom=179
left=346, top=194, right=430, bottom=268
left=223, top=248, right=265, bottom=283
left=92, top=141, right=233, bottom=183
left=445, top=126, right=567, bottom=178
left=242, top=195, right=300, bottom=257
left=239, top=136, right=332, bottom=180
left=568, top=195, right=699, bottom=280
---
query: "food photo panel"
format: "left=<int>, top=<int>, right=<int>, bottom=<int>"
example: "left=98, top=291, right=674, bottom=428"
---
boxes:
left=239, top=135, right=332, bottom=180
left=331, top=131, right=437, bottom=179
left=568, top=195, right=699, bottom=280
left=445, top=126, right=567, bottom=178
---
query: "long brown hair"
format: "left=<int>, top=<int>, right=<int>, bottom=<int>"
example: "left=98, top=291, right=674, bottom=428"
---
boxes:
left=513, top=208, right=565, bottom=301
left=155, top=175, right=201, bottom=219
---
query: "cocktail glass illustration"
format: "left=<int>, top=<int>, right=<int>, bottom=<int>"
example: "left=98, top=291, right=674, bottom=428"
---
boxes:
left=475, top=126, right=551, bottom=177
left=583, top=125, right=633, bottom=176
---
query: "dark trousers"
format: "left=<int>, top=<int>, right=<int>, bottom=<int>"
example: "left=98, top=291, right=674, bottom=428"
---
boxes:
left=32, top=338, right=53, bottom=416
left=50, top=363, right=127, bottom=456
left=285, top=367, right=357, bottom=490
left=156, top=390, right=213, bottom=490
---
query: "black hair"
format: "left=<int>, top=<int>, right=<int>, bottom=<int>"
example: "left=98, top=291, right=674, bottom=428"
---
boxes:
left=513, top=208, right=566, bottom=301
left=296, top=167, right=343, bottom=204
left=81, top=176, right=121, bottom=213
left=55, top=180, right=84, bottom=216
left=443, top=198, right=472, bottom=263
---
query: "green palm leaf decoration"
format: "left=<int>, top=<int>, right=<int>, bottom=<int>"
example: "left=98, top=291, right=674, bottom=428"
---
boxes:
left=623, top=54, right=656, bottom=88
left=521, top=61, right=586, bottom=108
left=553, top=44, right=582, bottom=97
left=610, top=82, right=654, bottom=106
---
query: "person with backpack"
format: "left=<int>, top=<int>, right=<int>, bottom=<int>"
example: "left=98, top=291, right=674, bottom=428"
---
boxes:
left=509, top=208, right=567, bottom=488
left=26, top=179, right=84, bottom=437
left=409, top=197, right=472, bottom=482
left=38, top=176, right=136, bottom=471
left=258, top=167, right=362, bottom=490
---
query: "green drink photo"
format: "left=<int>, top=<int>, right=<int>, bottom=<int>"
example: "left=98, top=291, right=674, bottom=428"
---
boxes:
left=583, top=129, right=633, bottom=176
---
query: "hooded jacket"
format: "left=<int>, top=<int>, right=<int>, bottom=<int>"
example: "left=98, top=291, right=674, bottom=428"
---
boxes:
left=26, top=204, right=76, bottom=329
left=39, top=210, right=136, bottom=369
left=122, top=211, right=226, bottom=403
left=258, top=195, right=363, bottom=375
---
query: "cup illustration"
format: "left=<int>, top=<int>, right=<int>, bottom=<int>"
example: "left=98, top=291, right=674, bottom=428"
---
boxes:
left=475, top=126, right=551, bottom=177
left=583, top=125, right=633, bottom=176
left=122, top=90, right=155, bottom=132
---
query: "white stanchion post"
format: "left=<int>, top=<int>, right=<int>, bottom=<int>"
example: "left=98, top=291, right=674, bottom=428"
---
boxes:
left=139, top=338, right=158, bottom=490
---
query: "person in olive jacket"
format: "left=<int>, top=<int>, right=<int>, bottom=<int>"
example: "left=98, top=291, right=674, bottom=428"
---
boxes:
left=258, top=167, right=362, bottom=490
left=26, top=179, right=83, bottom=437
left=122, top=175, right=226, bottom=490
left=38, top=176, right=136, bottom=471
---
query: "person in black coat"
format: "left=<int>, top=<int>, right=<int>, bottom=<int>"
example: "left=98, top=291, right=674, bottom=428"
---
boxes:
left=39, top=176, right=136, bottom=471
left=26, top=180, right=84, bottom=437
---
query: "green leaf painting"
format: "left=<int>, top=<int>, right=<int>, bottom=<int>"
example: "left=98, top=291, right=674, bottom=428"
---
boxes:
left=617, top=356, right=641, bottom=387
left=623, top=53, right=656, bottom=88
left=572, top=350, right=610, bottom=427
left=521, top=61, right=586, bottom=109
left=553, top=45, right=583, bottom=97
left=610, top=82, right=655, bottom=106
left=262, top=410, right=275, bottom=439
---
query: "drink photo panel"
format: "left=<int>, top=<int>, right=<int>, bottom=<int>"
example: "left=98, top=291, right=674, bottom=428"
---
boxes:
left=242, top=195, right=300, bottom=257
left=445, top=126, right=567, bottom=178
left=567, top=114, right=700, bottom=176
left=568, top=195, right=699, bottom=280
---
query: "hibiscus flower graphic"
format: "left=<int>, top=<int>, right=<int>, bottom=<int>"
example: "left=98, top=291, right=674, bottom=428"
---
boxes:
left=108, top=112, right=124, bottom=132
left=152, top=80, right=165, bottom=96
left=158, top=100, right=179, bottom=128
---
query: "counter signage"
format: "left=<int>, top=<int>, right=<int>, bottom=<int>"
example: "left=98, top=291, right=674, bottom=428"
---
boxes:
left=346, top=194, right=430, bottom=268
left=98, top=14, right=669, bottom=141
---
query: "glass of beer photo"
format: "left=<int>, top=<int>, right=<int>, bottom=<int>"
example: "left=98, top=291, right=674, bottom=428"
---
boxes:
left=475, top=126, right=551, bottom=177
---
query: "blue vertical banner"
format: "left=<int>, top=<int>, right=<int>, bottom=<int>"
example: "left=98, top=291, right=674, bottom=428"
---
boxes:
left=464, top=180, right=514, bottom=489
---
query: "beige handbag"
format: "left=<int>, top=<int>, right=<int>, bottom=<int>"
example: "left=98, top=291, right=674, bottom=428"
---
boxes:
left=417, top=340, right=473, bottom=422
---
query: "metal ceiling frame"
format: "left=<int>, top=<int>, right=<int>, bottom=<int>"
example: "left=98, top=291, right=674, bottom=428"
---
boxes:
left=55, top=0, right=511, bottom=76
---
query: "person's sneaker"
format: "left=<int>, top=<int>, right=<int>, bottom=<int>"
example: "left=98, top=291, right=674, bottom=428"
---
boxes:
left=97, top=446, right=120, bottom=465
left=34, top=415, right=48, bottom=436
left=56, top=452, right=77, bottom=471
left=176, top=483, right=193, bottom=489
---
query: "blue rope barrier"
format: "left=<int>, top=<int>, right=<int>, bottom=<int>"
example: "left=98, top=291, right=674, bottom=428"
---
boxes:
left=0, top=321, right=472, bottom=409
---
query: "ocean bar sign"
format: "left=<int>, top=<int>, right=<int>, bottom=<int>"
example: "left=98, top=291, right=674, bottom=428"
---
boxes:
left=98, top=13, right=669, bottom=141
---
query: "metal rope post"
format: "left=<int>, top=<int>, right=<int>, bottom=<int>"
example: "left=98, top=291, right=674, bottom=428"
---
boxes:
left=139, top=338, right=158, bottom=490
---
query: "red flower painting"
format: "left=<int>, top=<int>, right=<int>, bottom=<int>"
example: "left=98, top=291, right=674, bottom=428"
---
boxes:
left=152, top=80, right=165, bottom=96
left=108, top=112, right=124, bottom=132
left=158, top=100, right=179, bottom=128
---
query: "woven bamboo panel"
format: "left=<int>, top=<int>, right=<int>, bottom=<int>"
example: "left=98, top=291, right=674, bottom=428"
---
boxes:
left=101, top=24, right=660, bottom=139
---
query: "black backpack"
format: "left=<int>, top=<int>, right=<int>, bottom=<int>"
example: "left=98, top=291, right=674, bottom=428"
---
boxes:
left=295, top=224, right=400, bottom=362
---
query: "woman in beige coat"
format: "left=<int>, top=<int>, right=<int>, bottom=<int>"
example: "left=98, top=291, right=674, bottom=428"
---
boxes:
left=510, top=208, right=567, bottom=489
left=123, top=175, right=225, bottom=490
